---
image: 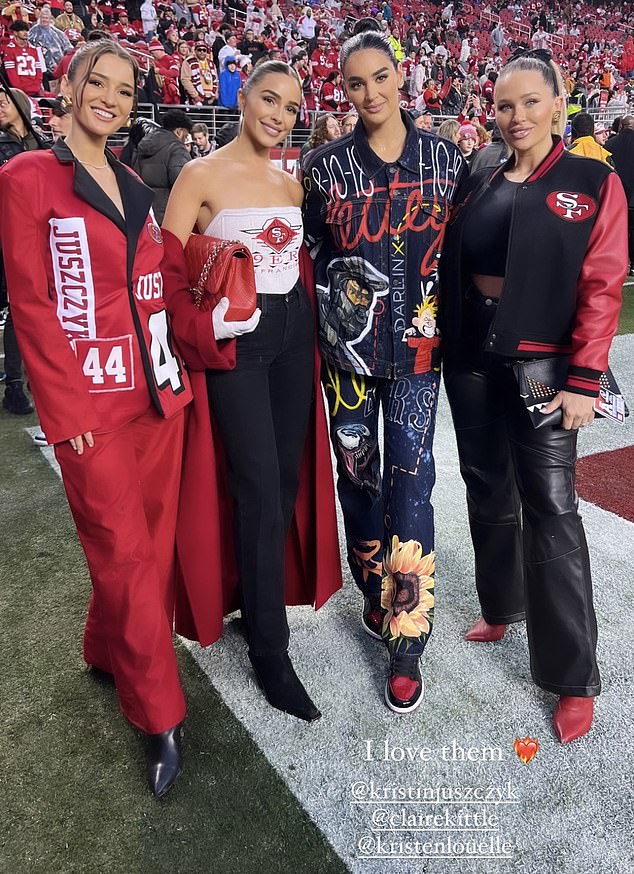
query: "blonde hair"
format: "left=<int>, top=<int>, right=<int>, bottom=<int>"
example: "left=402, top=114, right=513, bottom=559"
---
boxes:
left=497, top=54, right=567, bottom=139
left=415, top=295, right=438, bottom=320
left=437, top=118, right=460, bottom=144
left=551, top=62, right=567, bottom=137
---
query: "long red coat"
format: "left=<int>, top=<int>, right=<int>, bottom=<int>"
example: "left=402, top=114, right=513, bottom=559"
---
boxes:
left=161, top=230, right=343, bottom=647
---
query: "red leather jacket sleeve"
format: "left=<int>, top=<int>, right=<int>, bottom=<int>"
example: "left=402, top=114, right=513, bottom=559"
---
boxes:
left=564, top=172, right=628, bottom=396
left=0, top=163, right=101, bottom=444
left=160, top=228, right=236, bottom=373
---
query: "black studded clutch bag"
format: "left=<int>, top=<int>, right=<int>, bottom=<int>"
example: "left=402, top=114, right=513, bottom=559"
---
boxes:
left=513, top=357, right=628, bottom=429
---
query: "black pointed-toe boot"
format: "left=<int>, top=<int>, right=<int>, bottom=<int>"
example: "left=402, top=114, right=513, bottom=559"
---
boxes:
left=146, top=724, right=183, bottom=798
left=249, top=652, right=321, bottom=722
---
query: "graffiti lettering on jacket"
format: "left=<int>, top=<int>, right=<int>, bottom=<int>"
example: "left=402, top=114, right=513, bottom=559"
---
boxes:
left=308, top=138, right=462, bottom=204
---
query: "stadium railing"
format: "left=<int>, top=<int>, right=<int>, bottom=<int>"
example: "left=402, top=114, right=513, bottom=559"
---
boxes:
left=34, top=102, right=633, bottom=148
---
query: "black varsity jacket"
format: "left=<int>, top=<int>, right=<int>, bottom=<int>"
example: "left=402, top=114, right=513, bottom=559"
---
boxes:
left=438, top=139, right=628, bottom=396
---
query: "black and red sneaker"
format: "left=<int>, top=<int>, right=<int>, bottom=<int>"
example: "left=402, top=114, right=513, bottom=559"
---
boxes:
left=385, top=653, right=424, bottom=714
left=361, top=596, right=385, bottom=641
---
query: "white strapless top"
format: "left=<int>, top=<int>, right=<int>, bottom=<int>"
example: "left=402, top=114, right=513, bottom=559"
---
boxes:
left=203, top=206, right=303, bottom=295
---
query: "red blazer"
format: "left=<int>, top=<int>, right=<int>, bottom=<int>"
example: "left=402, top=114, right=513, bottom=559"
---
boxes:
left=0, top=141, right=197, bottom=445
left=161, top=231, right=343, bottom=646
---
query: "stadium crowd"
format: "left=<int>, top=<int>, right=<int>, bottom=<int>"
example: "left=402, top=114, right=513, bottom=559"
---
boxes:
left=2, top=0, right=634, bottom=419
left=1, top=0, right=634, bottom=118
left=2, top=0, right=634, bottom=415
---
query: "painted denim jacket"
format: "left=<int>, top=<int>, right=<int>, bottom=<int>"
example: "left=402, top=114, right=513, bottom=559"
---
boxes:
left=303, top=110, right=466, bottom=378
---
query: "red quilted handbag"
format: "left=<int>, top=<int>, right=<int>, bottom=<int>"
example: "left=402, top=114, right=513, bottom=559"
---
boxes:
left=184, top=233, right=257, bottom=321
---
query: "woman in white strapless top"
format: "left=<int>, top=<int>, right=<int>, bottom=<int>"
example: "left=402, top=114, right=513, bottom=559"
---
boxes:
left=163, top=61, right=322, bottom=722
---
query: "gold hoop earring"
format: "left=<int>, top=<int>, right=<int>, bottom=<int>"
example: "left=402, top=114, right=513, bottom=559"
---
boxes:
left=125, top=115, right=133, bottom=128
left=60, top=93, right=72, bottom=111
left=552, top=111, right=561, bottom=123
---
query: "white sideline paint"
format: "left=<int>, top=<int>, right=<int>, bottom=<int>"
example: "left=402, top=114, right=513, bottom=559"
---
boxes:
left=26, top=426, right=60, bottom=476
left=29, top=335, right=634, bottom=874
left=185, top=334, right=634, bottom=874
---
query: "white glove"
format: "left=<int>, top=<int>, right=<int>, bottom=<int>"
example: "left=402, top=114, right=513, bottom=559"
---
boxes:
left=212, top=297, right=261, bottom=341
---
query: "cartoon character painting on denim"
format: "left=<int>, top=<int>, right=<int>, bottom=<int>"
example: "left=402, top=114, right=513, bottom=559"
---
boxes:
left=334, top=423, right=381, bottom=494
left=403, top=286, right=441, bottom=375
left=318, top=257, right=390, bottom=374
left=324, top=364, right=439, bottom=660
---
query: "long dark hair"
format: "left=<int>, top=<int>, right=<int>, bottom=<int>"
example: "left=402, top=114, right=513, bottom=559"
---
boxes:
left=307, top=113, right=338, bottom=149
left=340, top=30, right=398, bottom=74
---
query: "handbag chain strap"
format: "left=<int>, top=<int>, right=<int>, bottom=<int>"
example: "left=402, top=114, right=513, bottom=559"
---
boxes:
left=190, top=239, right=237, bottom=309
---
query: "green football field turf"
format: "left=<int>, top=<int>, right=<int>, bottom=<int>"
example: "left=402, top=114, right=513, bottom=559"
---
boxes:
left=0, top=417, right=347, bottom=874
left=0, top=287, right=631, bottom=874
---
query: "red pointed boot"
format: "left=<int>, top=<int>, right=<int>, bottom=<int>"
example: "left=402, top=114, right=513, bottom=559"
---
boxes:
left=465, top=616, right=507, bottom=642
left=553, top=696, right=594, bottom=744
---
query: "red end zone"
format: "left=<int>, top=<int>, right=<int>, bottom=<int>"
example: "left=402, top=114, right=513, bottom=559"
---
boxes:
left=576, top=446, right=634, bottom=522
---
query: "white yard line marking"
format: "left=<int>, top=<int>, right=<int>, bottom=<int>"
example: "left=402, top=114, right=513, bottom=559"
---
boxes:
left=25, top=426, right=60, bottom=477
left=24, top=337, right=634, bottom=874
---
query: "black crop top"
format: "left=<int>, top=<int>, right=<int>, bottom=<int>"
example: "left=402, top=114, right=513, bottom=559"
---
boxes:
left=462, top=176, right=520, bottom=277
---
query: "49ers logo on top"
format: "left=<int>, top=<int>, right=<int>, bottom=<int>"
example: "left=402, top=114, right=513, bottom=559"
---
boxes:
left=546, top=191, right=597, bottom=222
left=253, top=216, right=300, bottom=254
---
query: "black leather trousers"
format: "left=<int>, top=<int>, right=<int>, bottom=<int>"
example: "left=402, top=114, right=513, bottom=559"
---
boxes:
left=443, top=292, right=600, bottom=697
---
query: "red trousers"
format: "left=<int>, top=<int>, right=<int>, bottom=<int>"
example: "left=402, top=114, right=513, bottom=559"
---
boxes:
left=55, top=407, right=186, bottom=734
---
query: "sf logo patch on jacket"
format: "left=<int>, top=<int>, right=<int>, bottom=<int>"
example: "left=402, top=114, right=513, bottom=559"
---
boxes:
left=546, top=191, right=597, bottom=222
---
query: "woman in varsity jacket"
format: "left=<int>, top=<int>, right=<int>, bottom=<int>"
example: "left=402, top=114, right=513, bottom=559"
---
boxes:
left=439, top=49, right=628, bottom=744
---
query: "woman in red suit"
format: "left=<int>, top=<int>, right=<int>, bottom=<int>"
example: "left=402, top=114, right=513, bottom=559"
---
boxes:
left=0, top=41, right=238, bottom=797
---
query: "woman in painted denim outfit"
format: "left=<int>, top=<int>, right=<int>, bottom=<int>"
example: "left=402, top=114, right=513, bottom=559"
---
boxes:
left=303, top=29, right=466, bottom=714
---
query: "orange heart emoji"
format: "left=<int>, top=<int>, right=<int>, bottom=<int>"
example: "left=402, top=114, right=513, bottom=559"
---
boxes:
left=514, top=736, right=539, bottom=764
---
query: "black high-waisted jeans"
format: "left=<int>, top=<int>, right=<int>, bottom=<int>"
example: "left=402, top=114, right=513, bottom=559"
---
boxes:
left=443, top=290, right=600, bottom=697
left=206, top=282, right=315, bottom=656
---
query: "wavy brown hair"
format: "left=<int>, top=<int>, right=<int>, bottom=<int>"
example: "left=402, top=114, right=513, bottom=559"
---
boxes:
left=67, top=40, right=139, bottom=108
left=307, top=113, right=339, bottom=150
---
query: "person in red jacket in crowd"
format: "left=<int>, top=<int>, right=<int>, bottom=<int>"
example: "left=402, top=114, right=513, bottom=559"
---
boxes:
left=481, top=69, right=497, bottom=109
left=319, top=68, right=346, bottom=111
left=97, top=0, right=114, bottom=24
left=2, top=21, right=46, bottom=96
left=310, top=34, right=331, bottom=79
left=422, top=77, right=441, bottom=113
left=620, top=35, right=634, bottom=77
left=109, top=8, right=141, bottom=41
left=291, top=48, right=317, bottom=116
left=326, top=38, right=340, bottom=73
left=0, top=40, right=251, bottom=798
left=148, top=36, right=181, bottom=103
